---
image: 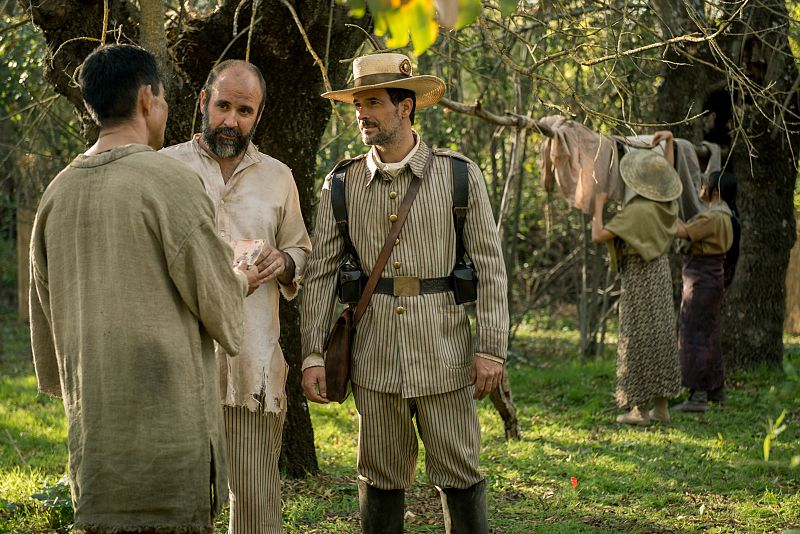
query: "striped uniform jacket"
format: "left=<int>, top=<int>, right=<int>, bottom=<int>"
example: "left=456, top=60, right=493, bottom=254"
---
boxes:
left=300, top=140, right=509, bottom=398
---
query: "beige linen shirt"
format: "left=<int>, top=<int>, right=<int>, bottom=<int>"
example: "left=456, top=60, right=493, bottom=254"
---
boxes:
left=162, top=136, right=311, bottom=413
left=30, top=145, right=246, bottom=530
left=300, top=140, right=509, bottom=397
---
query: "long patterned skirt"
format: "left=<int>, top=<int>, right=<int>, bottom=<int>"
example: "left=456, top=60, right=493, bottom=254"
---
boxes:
left=616, top=254, right=681, bottom=408
left=679, top=254, right=725, bottom=392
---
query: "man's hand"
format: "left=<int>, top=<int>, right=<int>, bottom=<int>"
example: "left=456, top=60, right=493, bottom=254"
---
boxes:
left=470, top=355, right=503, bottom=400
left=302, top=366, right=329, bottom=404
left=236, top=260, right=265, bottom=295
left=255, top=244, right=294, bottom=285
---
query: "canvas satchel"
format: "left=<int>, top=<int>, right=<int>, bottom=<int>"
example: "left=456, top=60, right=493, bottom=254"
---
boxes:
left=324, top=171, right=425, bottom=403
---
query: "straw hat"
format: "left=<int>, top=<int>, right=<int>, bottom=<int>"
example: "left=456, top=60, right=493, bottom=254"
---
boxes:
left=322, top=53, right=446, bottom=109
left=620, top=149, right=682, bottom=202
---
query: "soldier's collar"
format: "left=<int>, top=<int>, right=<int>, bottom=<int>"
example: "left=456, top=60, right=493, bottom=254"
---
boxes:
left=365, top=133, right=427, bottom=185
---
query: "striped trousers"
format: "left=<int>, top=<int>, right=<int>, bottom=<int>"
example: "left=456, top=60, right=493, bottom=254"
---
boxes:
left=353, top=384, right=483, bottom=490
left=223, top=405, right=285, bottom=534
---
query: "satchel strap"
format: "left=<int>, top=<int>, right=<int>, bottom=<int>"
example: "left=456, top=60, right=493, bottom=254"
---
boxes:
left=351, top=153, right=433, bottom=327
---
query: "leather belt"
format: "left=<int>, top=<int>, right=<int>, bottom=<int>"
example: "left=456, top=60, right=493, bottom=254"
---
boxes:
left=373, top=276, right=453, bottom=297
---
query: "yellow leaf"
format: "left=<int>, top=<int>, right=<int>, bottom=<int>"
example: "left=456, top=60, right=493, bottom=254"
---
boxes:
left=410, top=0, right=438, bottom=54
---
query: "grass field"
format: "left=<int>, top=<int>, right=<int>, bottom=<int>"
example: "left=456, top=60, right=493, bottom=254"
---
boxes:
left=1, top=316, right=798, bottom=533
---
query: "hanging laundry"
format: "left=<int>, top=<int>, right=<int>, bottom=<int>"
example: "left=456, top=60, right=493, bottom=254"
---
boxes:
left=539, top=115, right=623, bottom=215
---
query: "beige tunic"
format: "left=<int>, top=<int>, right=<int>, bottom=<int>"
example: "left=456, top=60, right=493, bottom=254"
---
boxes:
left=683, top=203, right=733, bottom=256
left=605, top=197, right=678, bottom=271
left=29, top=144, right=247, bottom=532
left=300, top=140, right=509, bottom=397
left=161, top=137, right=311, bottom=413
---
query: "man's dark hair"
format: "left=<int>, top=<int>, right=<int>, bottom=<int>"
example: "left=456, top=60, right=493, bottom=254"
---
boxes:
left=79, top=44, right=161, bottom=128
left=203, top=60, right=267, bottom=117
left=386, top=88, right=416, bottom=125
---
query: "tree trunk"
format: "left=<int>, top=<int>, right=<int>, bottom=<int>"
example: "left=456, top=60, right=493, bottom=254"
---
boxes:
left=21, top=0, right=367, bottom=476
left=654, top=0, right=800, bottom=369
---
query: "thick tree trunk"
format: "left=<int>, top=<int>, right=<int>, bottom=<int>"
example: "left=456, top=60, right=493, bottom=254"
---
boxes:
left=720, top=0, right=799, bottom=366
left=21, top=0, right=366, bottom=476
left=654, top=0, right=799, bottom=370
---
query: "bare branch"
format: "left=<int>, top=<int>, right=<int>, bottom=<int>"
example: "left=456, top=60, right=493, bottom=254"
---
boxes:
left=280, top=0, right=340, bottom=120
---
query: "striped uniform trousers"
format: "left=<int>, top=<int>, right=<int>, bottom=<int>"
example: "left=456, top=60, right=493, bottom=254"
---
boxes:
left=223, top=406, right=285, bottom=534
left=353, top=384, right=483, bottom=490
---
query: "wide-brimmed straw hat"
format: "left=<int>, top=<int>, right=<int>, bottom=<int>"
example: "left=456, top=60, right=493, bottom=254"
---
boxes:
left=322, top=52, right=446, bottom=109
left=620, top=149, right=682, bottom=202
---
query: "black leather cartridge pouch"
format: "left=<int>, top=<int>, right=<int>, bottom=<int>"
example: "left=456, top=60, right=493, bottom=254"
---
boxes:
left=452, top=262, right=478, bottom=304
left=337, top=262, right=365, bottom=304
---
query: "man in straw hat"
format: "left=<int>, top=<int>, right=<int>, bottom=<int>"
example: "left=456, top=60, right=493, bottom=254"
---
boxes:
left=300, top=52, right=509, bottom=533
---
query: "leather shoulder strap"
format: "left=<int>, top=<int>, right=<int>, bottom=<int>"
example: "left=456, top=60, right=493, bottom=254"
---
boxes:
left=330, top=168, right=361, bottom=268
left=451, top=157, right=469, bottom=264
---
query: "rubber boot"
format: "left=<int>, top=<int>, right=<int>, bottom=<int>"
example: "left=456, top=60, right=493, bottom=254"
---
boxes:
left=438, top=479, right=489, bottom=534
left=673, top=390, right=708, bottom=412
left=358, top=479, right=404, bottom=534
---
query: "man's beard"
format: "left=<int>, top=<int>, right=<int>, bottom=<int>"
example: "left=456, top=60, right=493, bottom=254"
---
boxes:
left=361, top=125, right=397, bottom=147
left=202, top=113, right=252, bottom=158
left=360, top=111, right=401, bottom=147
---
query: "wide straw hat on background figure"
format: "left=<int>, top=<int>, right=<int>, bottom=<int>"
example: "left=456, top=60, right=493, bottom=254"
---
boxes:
left=322, top=52, right=446, bottom=109
left=620, top=149, right=683, bottom=202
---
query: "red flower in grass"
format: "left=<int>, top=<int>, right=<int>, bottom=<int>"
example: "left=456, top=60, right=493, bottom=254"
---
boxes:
left=570, top=477, right=578, bottom=488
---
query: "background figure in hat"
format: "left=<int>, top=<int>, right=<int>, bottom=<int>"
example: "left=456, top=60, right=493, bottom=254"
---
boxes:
left=591, top=130, right=682, bottom=426
left=300, top=52, right=509, bottom=533
left=29, top=44, right=254, bottom=532
left=673, top=170, right=738, bottom=412
left=162, top=59, right=312, bottom=534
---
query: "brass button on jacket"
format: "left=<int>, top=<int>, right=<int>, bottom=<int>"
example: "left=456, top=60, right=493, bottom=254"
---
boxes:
left=393, top=261, right=402, bottom=269
left=395, top=306, right=405, bottom=314
left=389, top=191, right=398, bottom=199
left=388, top=213, right=398, bottom=222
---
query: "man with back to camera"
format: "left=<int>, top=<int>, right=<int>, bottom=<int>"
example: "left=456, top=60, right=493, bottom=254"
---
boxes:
left=29, top=44, right=262, bottom=533
left=162, top=59, right=311, bottom=534
left=300, top=52, right=509, bottom=533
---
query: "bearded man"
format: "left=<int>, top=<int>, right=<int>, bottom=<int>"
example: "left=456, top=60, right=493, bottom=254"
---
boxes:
left=162, top=60, right=311, bottom=534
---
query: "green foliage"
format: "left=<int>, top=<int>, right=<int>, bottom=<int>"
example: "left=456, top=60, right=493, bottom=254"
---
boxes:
left=0, top=5, right=85, bottom=314
left=30, top=477, right=73, bottom=527
left=498, top=0, right=518, bottom=18
left=763, top=351, right=800, bottom=466
left=0, top=7, right=84, bottom=222
left=346, top=0, right=483, bottom=54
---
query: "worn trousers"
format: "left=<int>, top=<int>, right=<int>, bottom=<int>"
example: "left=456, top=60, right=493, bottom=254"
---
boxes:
left=223, top=405, right=285, bottom=534
left=353, top=384, right=483, bottom=490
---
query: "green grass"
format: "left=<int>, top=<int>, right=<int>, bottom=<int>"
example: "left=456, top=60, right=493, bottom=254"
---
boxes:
left=1, top=317, right=798, bottom=533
